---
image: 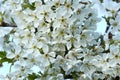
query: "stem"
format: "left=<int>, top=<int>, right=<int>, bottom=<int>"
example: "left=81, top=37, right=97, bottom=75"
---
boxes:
left=102, top=16, right=111, bottom=33
left=9, top=63, right=13, bottom=73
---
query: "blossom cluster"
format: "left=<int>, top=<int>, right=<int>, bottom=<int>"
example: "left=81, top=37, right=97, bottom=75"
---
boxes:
left=0, top=0, right=120, bottom=80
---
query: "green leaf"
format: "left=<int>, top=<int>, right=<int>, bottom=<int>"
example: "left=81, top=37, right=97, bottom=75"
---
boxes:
left=0, top=57, right=14, bottom=64
left=10, top=29, right=16, bottom=34
left=27, top=73, right=40, bottom=80
left=11, top=17, right=15, bottom=24
left=0, top=51, right=14, bottom=66
left=22, top=2, right=36, bottom=10
left=4, top=34, right=10, bottom=43
left=1, top=0, right=7, bottom=4
left=99, top=0, right=104, bottom=3
left=0, top=12, right=3, bottom=25
left=39, top=48, right=44, bottom=54
left=0, top=57, right=14, bottom=65
left=0, top=51, right=6, bottom=58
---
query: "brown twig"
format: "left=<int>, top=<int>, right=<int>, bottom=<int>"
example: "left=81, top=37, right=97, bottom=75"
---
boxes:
left=41, top=0, right=45, bottom=5
left=0, top=22, right=17, bottom=27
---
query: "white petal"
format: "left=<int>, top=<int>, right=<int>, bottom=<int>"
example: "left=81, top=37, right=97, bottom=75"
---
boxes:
left=42, top=44, right=49, bottom=53
left=49, top=52, right=56, bottom=57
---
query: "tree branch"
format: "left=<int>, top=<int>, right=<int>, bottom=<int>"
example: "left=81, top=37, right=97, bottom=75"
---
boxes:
left=41, top=0, right=45, bottom=5
left=0, top=22, right=17, bottom=27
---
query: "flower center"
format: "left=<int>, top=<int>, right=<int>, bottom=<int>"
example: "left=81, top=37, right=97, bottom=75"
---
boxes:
left=113, top=22, right=118, bottom=27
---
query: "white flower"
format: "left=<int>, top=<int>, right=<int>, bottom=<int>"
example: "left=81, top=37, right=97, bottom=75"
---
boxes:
left=102, top=0, right=120, bottom=16
left=35, top=5, right=53, bottom=22
left=6, top=43, right=23, bottom=60
left=91, top=54, right=113, bottom=72
left=57, top=74, right=64, bottom=80
left=65, top=34, right=80, bottom=50
left=110, top=15, right=120, bottom=33
left=37, top=20, right=50, bottom=33
left=1, top=0, right=112, bottom=79
left=40, top=52, right=56, bottom=67
left=79, top=30, right=93, bottom=47
left=53, top=9, right=71, bottom=29
left=65, top=50, right=79, bottom=60
left=80, top=62, right=95, bottom=79
left=24, top=39, right=42, bottom=55
left=109, top=44, right=120, bottom=66
left=13, top=28, right=35, bottom=46
left=0, top=36, right=4, bottom=51
left=52, top=27, right=67, bottom=43
left=23, top=9, right=37, bottom=23
left=22, top=53, right=41, bottom=70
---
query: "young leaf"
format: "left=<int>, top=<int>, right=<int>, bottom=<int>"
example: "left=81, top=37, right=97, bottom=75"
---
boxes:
left=0, top=51, right=14, bottom=66
left=27, top=73, right=40, bottom=80
left=0, top=51, right=6, bottom=58
left=99, top=0, right=104, bottom=3
left=22, top=2, right=35, bottom=10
